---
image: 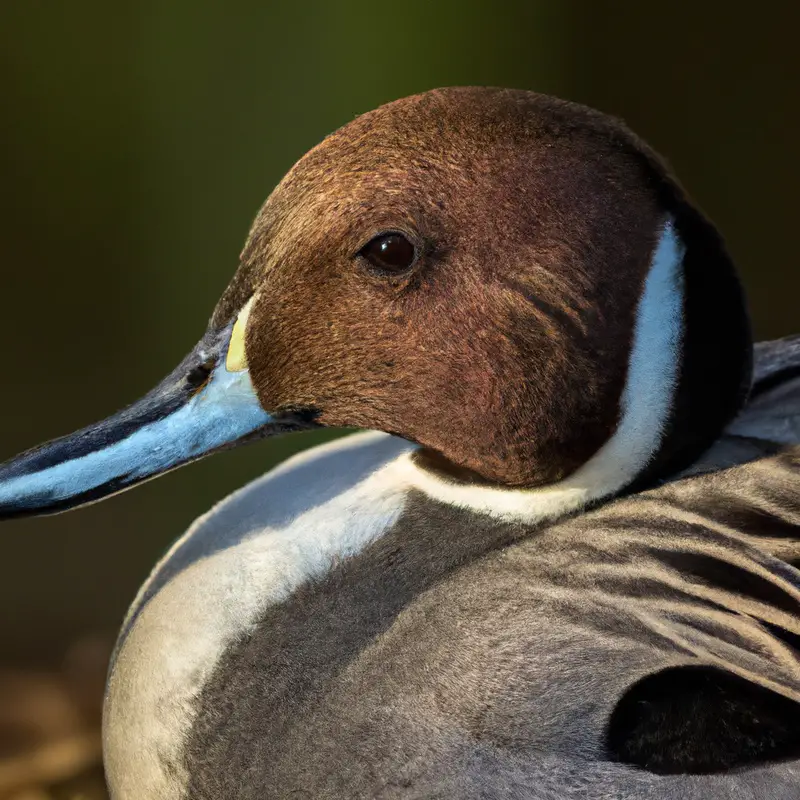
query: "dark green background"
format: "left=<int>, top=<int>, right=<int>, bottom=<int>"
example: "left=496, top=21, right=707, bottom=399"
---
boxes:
left=0, top=4, right=797, bottom=663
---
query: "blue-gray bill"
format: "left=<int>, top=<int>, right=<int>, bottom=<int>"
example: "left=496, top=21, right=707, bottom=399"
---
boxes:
left=0, top=323, right=309, bottom=519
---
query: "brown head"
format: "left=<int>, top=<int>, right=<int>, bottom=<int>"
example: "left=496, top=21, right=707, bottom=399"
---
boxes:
left=0, top=87, right=751, bottom=517
left=221, top=87, right=751, bottom=486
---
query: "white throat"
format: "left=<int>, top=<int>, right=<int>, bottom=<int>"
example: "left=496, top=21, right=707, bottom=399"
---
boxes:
left=399, top=219, right=686, bottom=522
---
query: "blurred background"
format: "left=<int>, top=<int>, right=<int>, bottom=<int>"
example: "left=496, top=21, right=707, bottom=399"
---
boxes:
left=0, top=2, right=797, bottom=796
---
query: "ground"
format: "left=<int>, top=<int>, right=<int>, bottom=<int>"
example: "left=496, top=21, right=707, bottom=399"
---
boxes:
left=0, top=638, right=110, bottom=800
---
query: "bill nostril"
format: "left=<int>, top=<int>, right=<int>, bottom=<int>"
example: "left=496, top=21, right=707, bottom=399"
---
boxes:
left=186, top=359, right=215, bottom=392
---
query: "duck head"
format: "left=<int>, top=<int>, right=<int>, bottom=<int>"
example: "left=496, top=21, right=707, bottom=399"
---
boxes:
left=0, top=87, right=751, bottom=518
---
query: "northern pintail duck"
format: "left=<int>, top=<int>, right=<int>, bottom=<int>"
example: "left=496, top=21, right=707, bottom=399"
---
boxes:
left=1, top=87, right=799, bottom=799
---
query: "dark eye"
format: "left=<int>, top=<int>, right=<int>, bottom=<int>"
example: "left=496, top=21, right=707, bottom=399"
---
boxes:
left=359, top=232, right=417, bottom=273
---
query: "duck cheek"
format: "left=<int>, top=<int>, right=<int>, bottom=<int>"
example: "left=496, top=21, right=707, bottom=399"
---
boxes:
left=241, top=288, right=394, bottom=421
left=241, top=317, right=342, bottom=419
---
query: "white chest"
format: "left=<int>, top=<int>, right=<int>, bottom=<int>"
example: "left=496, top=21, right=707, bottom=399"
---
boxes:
left=102, top=431, right=414, bottom=800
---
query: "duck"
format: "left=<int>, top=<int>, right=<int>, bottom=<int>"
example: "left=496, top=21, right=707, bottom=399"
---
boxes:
left=1, top=87, right=799, bottom=800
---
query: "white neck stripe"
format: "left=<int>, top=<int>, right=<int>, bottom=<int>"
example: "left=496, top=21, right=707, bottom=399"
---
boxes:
left=399, top=219, right=685, bottom=522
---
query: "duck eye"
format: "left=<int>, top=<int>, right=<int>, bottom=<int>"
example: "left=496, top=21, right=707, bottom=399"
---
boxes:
left=359, top=232, right=416, bottom=273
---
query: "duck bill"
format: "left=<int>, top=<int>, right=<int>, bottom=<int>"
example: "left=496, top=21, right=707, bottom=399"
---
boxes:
left=0, top=319, right=310, bottom=520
